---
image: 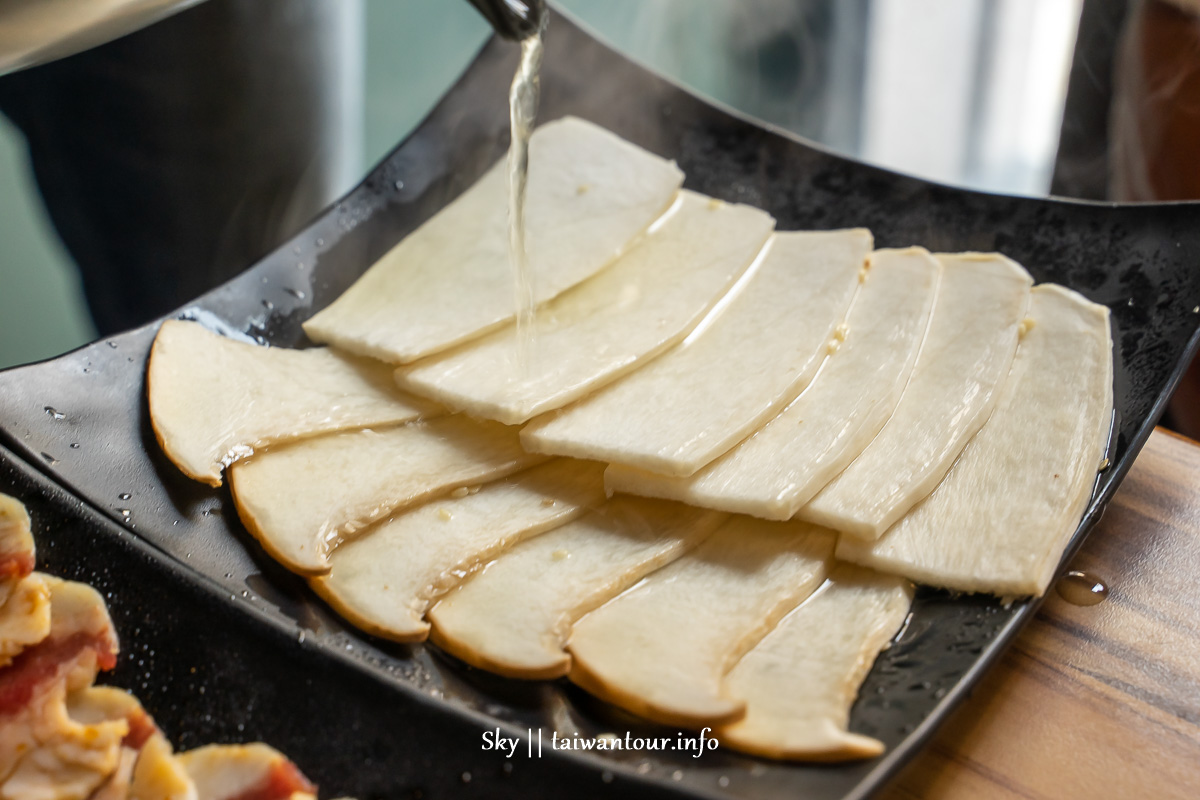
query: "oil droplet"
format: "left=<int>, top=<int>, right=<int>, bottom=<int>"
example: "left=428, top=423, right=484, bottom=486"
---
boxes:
left=44, top=406, right=65, bottom=420
left=1056, top=571, right=1109, bottom=606
left=450, top=487, right=470, bottom=499
left=551, top=549, right=569, bottom=561
left=438, top=508, right=453, bottom=521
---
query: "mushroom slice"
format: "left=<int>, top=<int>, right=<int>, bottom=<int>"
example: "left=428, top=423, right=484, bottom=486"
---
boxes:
left=177, top=743, right=316, bottom=800
left=0, top=574, right=51, bottom=668
left=522, top=229, right=872, bottom=476
left=799, top=253, right=1032, bottom=538
left=304, top=116, right=685, bottom=364
left=718, top=565, right=912, bottom=761
left=148, top=319, right=437, bottom=487
left=229, top=416, right=545, bottom=576
left=567, top=518, right=836, bottom=727
left=836, top=284, right=1114, bottom=597
left=396, top=191, right=774, bottom=424
left=427, top=498, right=724, bottom=680
left=0, top=495, right=35, bottom=607
left=605, top=247, right=940, bottom=519
left=314, top=459, right=606, bottom=642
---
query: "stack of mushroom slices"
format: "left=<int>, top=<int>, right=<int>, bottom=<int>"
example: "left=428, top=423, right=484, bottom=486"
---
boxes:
left=0, top=494, right=337, bottom=800
left=147, top=116, right=1114, bottom=762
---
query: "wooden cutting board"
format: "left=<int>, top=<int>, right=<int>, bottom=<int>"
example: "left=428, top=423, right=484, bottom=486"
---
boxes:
left=880, top=427, right=1200, bottom=799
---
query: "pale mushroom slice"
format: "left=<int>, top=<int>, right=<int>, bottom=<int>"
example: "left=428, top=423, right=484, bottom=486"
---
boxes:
left=798, top=252, right=1032, bottom=539
left=718, top=564, right=912, bottom=761
left=313, top=459, right=607, bottom=643
left=606, top=247, right=941, bottom=519
left=567, top=517, right=836, bottom=727
left=228, top=416, right=544, bottom=576
left=522, top=229, right=872, bottom=476
left=427, top=498, right=724, bottom=680
left=0, top=494, right=35, bottom=607
left=837, top=284, right=1114, bottom=597
left=0, top=573, right=51, bottom=667
left=148, top=319, right=438, bottom=487
left=395, top=191, right=774, bottom=424
left=177, top=743, right=316, bottom=800
left=304, top=116, right=685, bottom=364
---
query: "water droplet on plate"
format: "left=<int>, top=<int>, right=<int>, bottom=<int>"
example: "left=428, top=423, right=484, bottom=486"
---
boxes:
left=395, top=179, right=405, bottom=190
left=118, top=492, right=132, bottom=500
left=44, top=406, right=65, bottom=420
left=601, top=771, right=613, bottom=783
left=285, top=287, right=306, bottom=300
left=1056, top=570, right=1109, bottom=606
left=41, top=452, right=59, bottom=465
left=460, top=771, right=471, bottom=784
left=69, top=442, right=80, bottom=449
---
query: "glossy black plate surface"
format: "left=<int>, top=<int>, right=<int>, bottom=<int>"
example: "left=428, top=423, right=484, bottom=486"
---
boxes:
left=2, top=8, right=1200, bottom=799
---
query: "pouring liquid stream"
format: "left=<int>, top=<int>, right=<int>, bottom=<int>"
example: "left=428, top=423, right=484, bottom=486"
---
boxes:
left=508, top=21, right=545, bottom=380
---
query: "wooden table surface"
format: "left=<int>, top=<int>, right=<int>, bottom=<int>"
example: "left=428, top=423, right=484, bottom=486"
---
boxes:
left=881, top=428, right=1200, bottom=800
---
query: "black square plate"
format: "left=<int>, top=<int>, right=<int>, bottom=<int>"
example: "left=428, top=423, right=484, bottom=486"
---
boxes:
left=2, top=9, right=1199, bottom=799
